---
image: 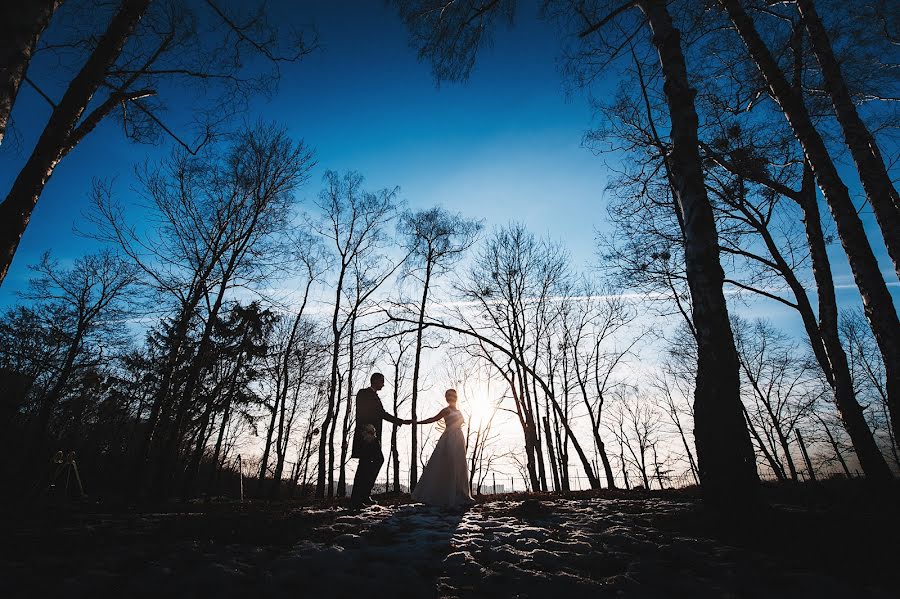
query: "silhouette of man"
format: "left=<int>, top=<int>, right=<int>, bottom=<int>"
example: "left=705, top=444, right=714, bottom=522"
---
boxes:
left=349, top=372, right=407, bottom=508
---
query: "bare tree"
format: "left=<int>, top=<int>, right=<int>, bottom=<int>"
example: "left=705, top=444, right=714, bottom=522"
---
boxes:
left=795, top=0, right=900, bottom=279
left=261, top=232, right=329, bottom=497
left=609, top=387, right=664, bottom=489
left=561, top=0, right=761, bottom=503
left=734, top=317, right=820, bottom=481
left=584, top=3, right=892, bottom=483
left=335, top=254, right=395, bottom=498
left=312, top=170, right=401, bottom=499
left=561, top=283, right=639, bottom=488
left=22, top=249, right=138, bottom=446
left=386, top=249, right=606, bottom=493
left=93, top=123, right=313, bottom=495
left=381, top=327, right=414, bottom=493
left=0, top=0, right=315, bottom=285
left=460, top=224, right=568, bottom=491
left=842, top=308, right=900, bottom=468
left=649, top=327, right=701, bottom=486
left=397, top=206, right=481, bottom=488
left=717, top=0, right=900, bottom=482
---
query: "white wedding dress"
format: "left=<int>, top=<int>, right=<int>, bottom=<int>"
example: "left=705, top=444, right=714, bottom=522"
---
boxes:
left=411, top=408, right=473, bottom=507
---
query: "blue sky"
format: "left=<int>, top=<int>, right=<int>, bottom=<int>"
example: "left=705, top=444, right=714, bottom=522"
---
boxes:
left=0, top=1, right=609, bottom=304
left=0, top=0, right=896, bottom=323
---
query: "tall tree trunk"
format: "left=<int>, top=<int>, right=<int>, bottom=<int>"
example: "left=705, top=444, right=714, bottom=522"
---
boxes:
left=292, top=425, right=313, bottom=496
left=257, top=400, right=278, bottom=491
left=815, top=413, right=853, bottom=478
left=270, top=373, right=289, bottom=498
left=524, top=424, right=541, bottom=492
left=775, top=425, right=798, bottom=482
left=337, top=322, right=356, bottom=498
left=715, top=28, right=891, bottom=480
left=136, top=256, right=218, bottom=494
left=721, top=0, right=899, bottom=483
left=652, top=444, right=665, bottom=489
left=187, top=338, right=251, bottom=497
left=796, top=0, right=900, bottom=280
left=271, top=278, right=315, bottom=497
left=552, top=400, right=570, bottom=491
left=409, top=257, right=432, bottom=489
left=530, top=375, right=548, bottom=491
left=392, top=360, right=402, bottom=493
left=183, top=398, right=215, bottom=495
left=207, top=396, right=232, bottom=494
left=797, top=166, right=893, bottom=477
left=743, top=404, right=786, bottom=481
left=796, top=430, right=817, bottom=482
left=327, top=371, right=342, bottom=498
left=540, top=384, right=600, bottom=489
left=512, top=369, right=541, bottom=491
left=0, top=0, right=61, bottom=145
left=578, top=380, right=616, bottom=488
left=0, top=0, right=151, bottom=286
left=638, top=444, right=651, bottom=489
left=595, top=429, right=616, bottom=489
left=542, top=414, right=561, bottom=492
left=762, top=163, right=889, bottom=478
left=158, top=273, right=232, bottom=494
left=797, top=0, right=900, bottom=452
left=316, top=267, right=346, bottom=498
left=641, top=0, right=759, bottom=505
left=136, top=306, right=193, bottom=492
left=35, top=322, right=85, bottom=444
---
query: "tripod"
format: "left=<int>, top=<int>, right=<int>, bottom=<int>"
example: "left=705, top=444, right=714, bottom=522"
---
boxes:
left=46, top=450, right=86, bottom=499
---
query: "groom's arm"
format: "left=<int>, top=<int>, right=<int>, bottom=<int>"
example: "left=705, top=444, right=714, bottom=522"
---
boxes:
left=381, top=409, right=405, bottom=426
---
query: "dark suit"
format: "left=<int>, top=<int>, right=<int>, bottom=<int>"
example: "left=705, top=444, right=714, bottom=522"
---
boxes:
left=350, top=387, right=403, bottom=504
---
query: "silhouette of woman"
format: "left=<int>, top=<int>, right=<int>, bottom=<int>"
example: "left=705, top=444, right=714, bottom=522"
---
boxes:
left=410, top=389, right=474, bottom=508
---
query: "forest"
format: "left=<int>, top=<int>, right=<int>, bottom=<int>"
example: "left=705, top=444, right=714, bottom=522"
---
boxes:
left=1, top=0, right=898, bottom=516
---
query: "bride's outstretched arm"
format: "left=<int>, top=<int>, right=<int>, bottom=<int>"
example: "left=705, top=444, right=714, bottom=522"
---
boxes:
left=415, top=407, right=448, bottom=425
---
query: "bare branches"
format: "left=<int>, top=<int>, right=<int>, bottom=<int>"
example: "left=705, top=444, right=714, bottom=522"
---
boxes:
left=203, top=0, right=317, bottom=63
left=577, top=1, right=637, bottom=38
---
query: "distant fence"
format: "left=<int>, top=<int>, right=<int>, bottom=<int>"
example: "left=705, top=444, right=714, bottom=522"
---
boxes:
left=246, top=458, right=834, bottom=500
left=373, top=467, right=704, bottom=497
left=470, top=471, right=701, bottom=494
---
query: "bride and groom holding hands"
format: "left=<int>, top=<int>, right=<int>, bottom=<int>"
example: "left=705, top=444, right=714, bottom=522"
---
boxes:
left=349, top=372, right=474, bottom=510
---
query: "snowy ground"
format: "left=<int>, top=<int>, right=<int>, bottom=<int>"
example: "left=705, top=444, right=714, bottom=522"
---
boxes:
left=4, top=489, right=897, bottom=598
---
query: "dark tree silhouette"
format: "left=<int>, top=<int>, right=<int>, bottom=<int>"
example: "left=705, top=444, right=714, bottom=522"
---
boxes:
left=0, top=0, right=315, bottom=286
left=718, top=0, right=898, bottom=483
left=311, top=170, right=402, bottom=499
left=93, top=123, right=313, bottom=495
left=398, top=206, right=481, bottom=488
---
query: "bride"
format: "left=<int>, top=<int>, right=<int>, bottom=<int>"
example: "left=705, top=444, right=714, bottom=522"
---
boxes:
left=410, top=389, right=474, bottom=508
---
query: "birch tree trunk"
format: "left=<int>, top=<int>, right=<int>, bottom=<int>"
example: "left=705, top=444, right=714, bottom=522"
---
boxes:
left=409, top=256, right=432, bottom=489
left=721, top=0, right=898, bottom=482
left=0, top=0, right=61, bottom=145
left=639, top=0, right=759, bottom=505
left=0, top=0, right=151, bottom=286
left=798, top=164, right=892, bottom=477
left=797, top=0, right=900, bottom=280
left=316, top=267, right=346, bottom=498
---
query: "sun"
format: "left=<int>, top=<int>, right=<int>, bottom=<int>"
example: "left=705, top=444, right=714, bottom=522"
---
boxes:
left=464, top=392, right=493, bottom=430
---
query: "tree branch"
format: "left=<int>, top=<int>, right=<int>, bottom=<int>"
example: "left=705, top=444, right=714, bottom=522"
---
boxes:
left=579, top=1, right=638, bottom=38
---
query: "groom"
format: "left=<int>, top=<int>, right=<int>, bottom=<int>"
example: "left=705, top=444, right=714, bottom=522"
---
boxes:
left=349, top=372, right=407, bottom=508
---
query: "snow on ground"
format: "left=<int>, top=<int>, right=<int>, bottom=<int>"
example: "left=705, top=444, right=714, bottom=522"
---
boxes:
left=4, top=494, right=895, bottom=598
